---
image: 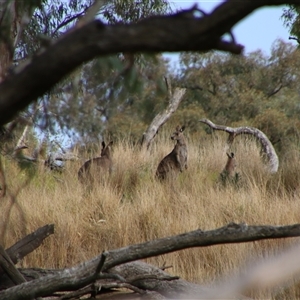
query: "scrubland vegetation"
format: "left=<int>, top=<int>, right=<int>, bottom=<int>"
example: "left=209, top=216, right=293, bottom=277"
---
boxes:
left=1, top=127, right=300, bottom=299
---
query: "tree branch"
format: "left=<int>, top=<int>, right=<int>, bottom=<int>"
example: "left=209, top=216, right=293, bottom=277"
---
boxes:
left=5, top=224, right=55, bottom=265
left=0, top=0, right=295, bottom=127
left=199, top=118, right=279, bottom=173
left=0, top=245, right=26, bottom=286
left=1, top=222, right=300, bottom=299
left=289, top=36, right=300, bottom=44
left=267, top=82, right=283, bottom=98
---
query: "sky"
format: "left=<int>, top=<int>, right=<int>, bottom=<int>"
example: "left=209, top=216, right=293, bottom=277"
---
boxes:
left=165, top=1, right=296, bottom=67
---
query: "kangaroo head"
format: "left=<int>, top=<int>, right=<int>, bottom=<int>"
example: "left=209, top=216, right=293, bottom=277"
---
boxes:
left=227, top=152, right=234, bottom=159
left=101, top=141, right=113, bottom=157
left=171, top=125, right=185, bottom=141
left=226, top=152, right=237, bottom=170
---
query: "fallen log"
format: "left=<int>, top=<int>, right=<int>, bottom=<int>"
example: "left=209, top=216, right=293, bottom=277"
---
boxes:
left=0, top=224, right=54, bottom=290
left=0, top=245, right=26, bottom=286
left=1, top=222, right=300, bottom=300
left=5, top=223, right=55, bottom=265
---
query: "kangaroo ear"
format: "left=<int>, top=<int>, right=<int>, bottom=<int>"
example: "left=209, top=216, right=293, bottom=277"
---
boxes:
left=102, top=141, right=106, bottom=148
left=227, top=152, right=234, bottom=158
left=180, top=125, right=185, bottom=132
left=108, top=141, right=113, bottom=146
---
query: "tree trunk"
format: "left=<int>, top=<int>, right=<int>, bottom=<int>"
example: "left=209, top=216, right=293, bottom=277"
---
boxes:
left=0, top=224, right=54, bottom=290
left=141, top=77, right=186, bottom=149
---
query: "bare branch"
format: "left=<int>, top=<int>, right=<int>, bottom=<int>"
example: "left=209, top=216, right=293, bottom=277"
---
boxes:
left=0, top=245, right=26, bottom=286
left=199, top=118, right=279, bottom=173
left=95, top=251, right=107, bottom=274
left=5, top=224, right=55, bottom=265
left=267, top=82, right=283, bottom=98
left=289, top=36, right=300, bottom=44
left=52, top=11, right=86, bottom=36
left=178, top=84, right=203, bottom=91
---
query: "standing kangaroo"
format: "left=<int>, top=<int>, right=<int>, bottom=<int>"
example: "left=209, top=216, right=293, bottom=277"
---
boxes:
left=156, top=125, right=188, bottom=180
left=220, top=152, right=239, bottom=185
left=78, top=141, right=113, bottom=185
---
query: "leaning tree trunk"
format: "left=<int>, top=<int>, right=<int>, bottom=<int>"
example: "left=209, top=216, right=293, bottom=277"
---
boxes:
left=141, top=77, right=186, bottom=150
left=199, top=118, right=279, bottom=173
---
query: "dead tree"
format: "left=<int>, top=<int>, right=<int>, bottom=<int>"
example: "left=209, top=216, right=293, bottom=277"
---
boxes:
left=199, top=118, right=279, bottom=173
left=141, top=77, right=186, bottom=150
left=0, top=224, right=54, bottom=290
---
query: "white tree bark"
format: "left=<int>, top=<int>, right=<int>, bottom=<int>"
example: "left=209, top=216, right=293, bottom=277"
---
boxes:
left=141, top=77, right=186, bottom=149
left=200, top=118, right=279, bottom=173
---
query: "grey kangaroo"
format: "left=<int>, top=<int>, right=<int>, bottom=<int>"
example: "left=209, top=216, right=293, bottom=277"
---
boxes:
left=220, top=152, right=239, bottom=185
left=78, top=141, right=113, bottom=185
left=156, top=125, right=188, bottom=180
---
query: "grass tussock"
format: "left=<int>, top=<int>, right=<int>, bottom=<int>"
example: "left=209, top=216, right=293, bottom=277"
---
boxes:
left=1, top=130, right=300, bottom=298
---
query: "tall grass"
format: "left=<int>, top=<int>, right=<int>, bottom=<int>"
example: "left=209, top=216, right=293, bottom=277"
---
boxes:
left=1, top=129, right=300, bottom=298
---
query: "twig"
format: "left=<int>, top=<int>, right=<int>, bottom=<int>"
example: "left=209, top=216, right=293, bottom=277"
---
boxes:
left=95, top=251, right=108, bottom=274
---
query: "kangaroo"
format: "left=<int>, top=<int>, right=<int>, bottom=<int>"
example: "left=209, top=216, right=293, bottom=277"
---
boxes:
left=220, top=152, right=239, bottom=185
left=156, top=125, right=188, bottom=181
left=78, top=141, right=113, bottom=185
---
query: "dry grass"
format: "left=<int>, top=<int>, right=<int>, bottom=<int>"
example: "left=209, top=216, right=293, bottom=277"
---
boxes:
left=1, top=130, right=300, bottom=299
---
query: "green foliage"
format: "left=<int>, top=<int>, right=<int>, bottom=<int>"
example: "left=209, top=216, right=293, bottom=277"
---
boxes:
left=168, top=103, right=206, bottom=134
left=282, top=5, right=300, bottom=41
left=16, top=0, right=94, bottom=59
left=40, top=53, right=169, bottom=143
left=106, top=112, right=146, bottom=143
left=16, top=156, right=37, bottom=179
left=254, top=109, right=300, bottom=152
left=176, top=40, right=300, bottom=153
left=16, top=0, right=172, bottom=144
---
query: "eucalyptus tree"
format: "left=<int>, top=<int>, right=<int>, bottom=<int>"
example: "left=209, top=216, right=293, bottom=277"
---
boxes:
left=282, top=4, right=300, bottom=42
left=0, top=0, right=171, bottom=145
left=175, top=39, right=300, bottom=150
